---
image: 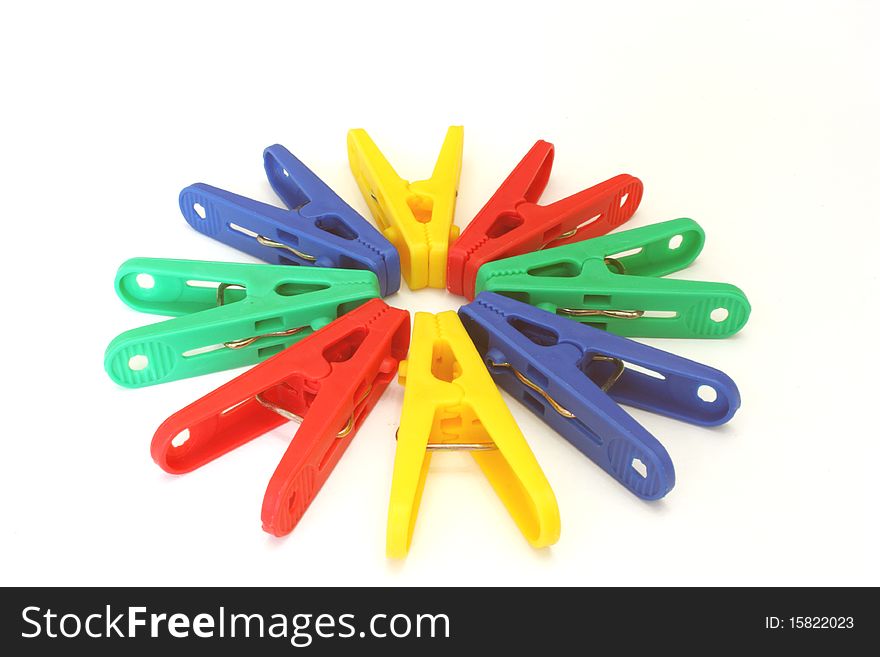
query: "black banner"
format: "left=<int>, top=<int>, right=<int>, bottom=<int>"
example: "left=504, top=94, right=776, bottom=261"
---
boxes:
left=0, top=587, right=872, bottom=654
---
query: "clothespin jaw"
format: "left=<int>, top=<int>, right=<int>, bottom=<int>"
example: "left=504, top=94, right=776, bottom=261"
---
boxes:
left=387, top=310, right=560, bottom=558
left=178, top=145, right=401, bottom=296
left=459, top=293, right=741, bottom=499
left=475, top=218, right=751, bottom=338
left=446, top=139, right=644, bottom=298
left=347, top=127, right=463, bottom=290
left=105, top=258, right=380, bottom=388
left=151, top=299, right=411, bottom=537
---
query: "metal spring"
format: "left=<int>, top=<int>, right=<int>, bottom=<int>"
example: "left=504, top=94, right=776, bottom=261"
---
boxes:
left=256, top=384, right=373, bottom=439
left=255, top=234, right=317, bottom=263
left=556, top=256, right=644, bottom=318
left=394, top=429, right=496, bottom=452
left=216, top=283, right=307, bottom=350
left=488, top=354, right=626, bottom=421
left=557, top=308, right=645, bottom=320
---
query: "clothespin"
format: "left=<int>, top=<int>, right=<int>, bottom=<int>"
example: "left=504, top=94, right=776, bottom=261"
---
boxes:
left=447, top=139, right=643, bottom=298
left=475, top=218, right=751, bottom=338
left=387, top=310, right=560, bottom=558
left=347, top=127, right=464, bottom=290
left=459, top=293, right=741, bottom=500
left=105, top=258, right=379, bottom=388
left=151, top=299, right=410, bottom=537
left=179, top=145, right=401, bottom=296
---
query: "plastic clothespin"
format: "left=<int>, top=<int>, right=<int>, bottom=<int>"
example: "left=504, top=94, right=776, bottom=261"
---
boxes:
left=347, top=127, right=463, bottom=290
left=459, top=292, right=741, bottom=500
left=105, top=258, right=379, bottom=388
left=179, top=145, right=401, bottom=297
left=475, top=218, right=751, bottom=338
left=447, top=139, right=643, bottom=299
left=151, top=299, right=410, bottom=537
left=387, top=310, right=560, bottom=558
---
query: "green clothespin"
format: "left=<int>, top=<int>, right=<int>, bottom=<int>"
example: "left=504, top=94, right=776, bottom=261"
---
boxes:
left=105, top=258, right=380, bottom=388
left=474, top=218, right=750, bottom=338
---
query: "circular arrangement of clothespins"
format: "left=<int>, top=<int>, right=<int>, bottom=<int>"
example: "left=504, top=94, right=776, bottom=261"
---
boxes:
left=105, top=128, right=750, bottom=558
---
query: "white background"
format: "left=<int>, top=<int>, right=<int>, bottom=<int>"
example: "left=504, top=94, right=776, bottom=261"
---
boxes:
left=1, top=1, right=877, bottom=586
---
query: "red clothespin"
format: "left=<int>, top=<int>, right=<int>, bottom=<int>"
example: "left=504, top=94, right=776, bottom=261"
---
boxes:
left=151, top=298, right=411, bottom=537
left=447, top=140, right=644, bottom=299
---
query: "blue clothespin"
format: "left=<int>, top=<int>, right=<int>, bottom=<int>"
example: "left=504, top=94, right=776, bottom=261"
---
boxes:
left=179, top=145, right=401, bottom=296
left=458, top=292, right=741, bottom=500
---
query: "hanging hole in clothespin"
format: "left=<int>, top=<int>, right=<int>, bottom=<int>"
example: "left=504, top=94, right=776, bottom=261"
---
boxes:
left=135, top=273, right=155, bottom=289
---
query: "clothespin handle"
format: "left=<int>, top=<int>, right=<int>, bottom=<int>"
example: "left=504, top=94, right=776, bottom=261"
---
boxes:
left=461, top=293, right=740, bottom=499
left=477, top=218, right=750, bottom=338
left=542, top=276, right=750, bottom=338
left=179, top=184, right=330, bottom=266
left=107, top=258, right=299, bottom=387
left=262, top=145, right=378, bottom=245
left=460, top=294, right=677, bottom=499
left=105, top=258, right=377, bottom=387
left=262, top=369, right=396, bottom=536
left=152, top=299, right=411, bottom=537
left=481, top=342, right=676, bottom=500
left=348, top=127, right=463, bottom=289
left=528, top=173, right=643, bottom=247
left=388, top=311, right=559, bottom=557
left=262, top=145, right=323, bottom=212
left=177, top=146, right=400, bottom=296
left=571, top=218, right=748, bottom=337
left=347, top=128, right=408, bottom=237
left=579, top=217, right=705, bottom=277
left=114, top=257, right=254, bottom=316
left=447, top=139, right=641, bottom=298
left=577, top=329, right=741, bottom=427
left=261, top=144, right=403, bottom=296
left=464, top=140, right=641, bottom=246
left=407, top=127, right=464, bottom=230
left=151, top=369, right=296, bottom=475
left=489, top=138, right=555, bottom=204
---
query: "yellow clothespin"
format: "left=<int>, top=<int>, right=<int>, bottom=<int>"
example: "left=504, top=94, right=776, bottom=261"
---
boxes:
left=347, top=126, right=463, bottom=290
left=387, top=310, right=560, bottom=558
